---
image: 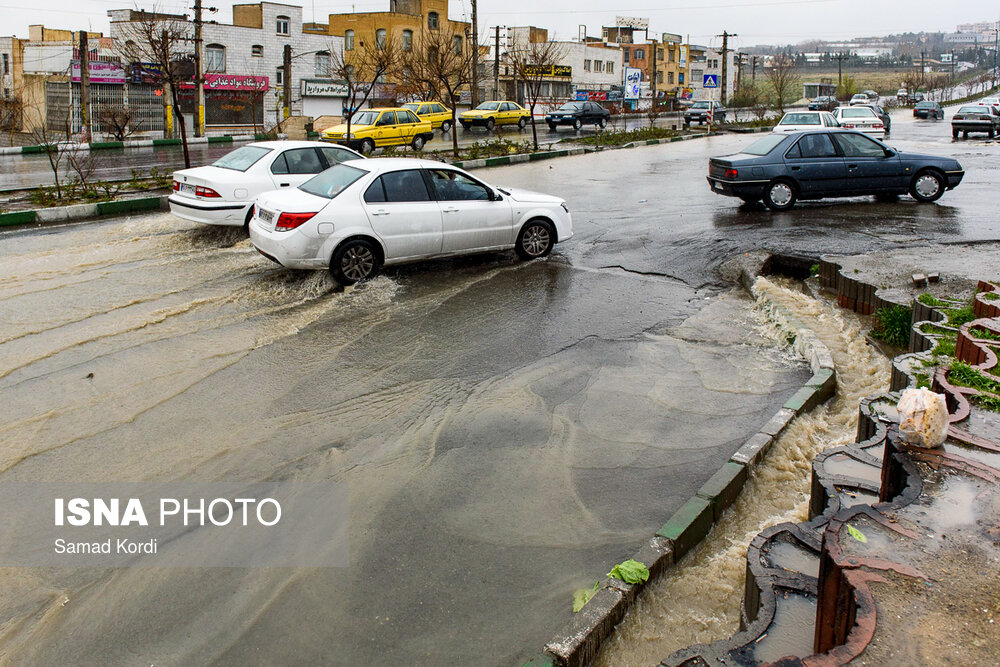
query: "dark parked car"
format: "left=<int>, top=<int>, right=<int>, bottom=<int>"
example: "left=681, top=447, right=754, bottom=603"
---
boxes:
left=545, top=101, right=610, bottom=130
left=705, top=130, right=964, bottom=210
left=913, top=100, right=944, bottom=120
left=684, top=100, right=729, bottom=125
left=808, top=96, right=838, bottom=111
left=951, top=104, right=1000, bottom=138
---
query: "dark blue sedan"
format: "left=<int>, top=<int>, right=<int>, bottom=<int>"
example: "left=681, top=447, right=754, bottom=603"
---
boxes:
left=706, top=130, right=964, bottom=210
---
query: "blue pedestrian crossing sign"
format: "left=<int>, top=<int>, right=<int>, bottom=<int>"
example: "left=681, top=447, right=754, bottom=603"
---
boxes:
left=703, top=74, right=719, bottom=88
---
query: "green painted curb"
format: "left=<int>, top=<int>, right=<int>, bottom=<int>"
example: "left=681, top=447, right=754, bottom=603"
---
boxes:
left=95, top=197, right=163, bottom=217
left=89, top=141, right=124, bottom=150
left=731, top=432, right=776, bottom=467
left=21, top=145, right=45, bottom=154
left=807, top=368, right=836, bottom=402
left=207, top=136, right=234, bottom=144
left=152, top=138, right=181, bottom=146
left=656, top=495, right=713, bottom=560
left=783, top=385, right=821, bottom=414
left=484, top=156, right=510, bottom=166
left=696, top=461, right=749, bottom=521
left=0, top=210, right=37, bottom=227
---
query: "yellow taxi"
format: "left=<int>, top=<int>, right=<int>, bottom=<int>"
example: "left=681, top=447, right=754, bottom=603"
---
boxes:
left=321, top=107, right=434, bottom=154
left=402, top=101, right=455, bottom=132
left=459, top=101, right=531, bottom=131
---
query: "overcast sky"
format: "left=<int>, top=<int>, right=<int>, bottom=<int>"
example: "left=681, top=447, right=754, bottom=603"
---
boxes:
left=3, top=0, right=998, bottom=48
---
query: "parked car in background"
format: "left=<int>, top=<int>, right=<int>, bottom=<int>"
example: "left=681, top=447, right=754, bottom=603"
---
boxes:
left=832, top=106, right=886, bottom=139
left=321, top=108, right=434, bottom=154
left=951, top=104, right=1000, bottom=138
left=854, top=104, right=891, bottom=133
left=849, top=93, right=871, bottom=105
left=545, top=101, right=611, bottom=130
left=684, top=100, right=729, bottom=125
left=910, top=92, right=925, bottom=103
left=862, top=90, right=879, bottom=104
left=808, top=96, right=838, bottom=111
left=773, top=111, right=840, bottom=132
left=896, top=88, right=909, bottom=101
left=402, top=101, right=455, bottom=132
left=249, top=159, right=573, bottom=284
left=705, top=130, right=964, bottom=210
left=976, top=97, right=1000, bottom=112
left=913, top=100, right=944, bottom=119
left=459, top=101, right=531, bottom=130
left=168, top=141, right=363, bottom=230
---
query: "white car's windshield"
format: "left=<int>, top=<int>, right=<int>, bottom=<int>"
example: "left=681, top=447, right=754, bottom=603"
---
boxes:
left=780, top=113, right=821, bottom=125
left=299, top=164, right=366, bottom=199
left=841, top=108, right=876, bottom=119
left=691, top=102, right=710, bottom=109
left=212, top=146, right=272, bottom=171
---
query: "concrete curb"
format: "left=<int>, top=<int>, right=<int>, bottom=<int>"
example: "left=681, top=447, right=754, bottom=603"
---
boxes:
left=0, top=196, right=169, bottom=228
left=542, top=268, right=838, bottom=667
left=0, top=133, right=275, bottom=156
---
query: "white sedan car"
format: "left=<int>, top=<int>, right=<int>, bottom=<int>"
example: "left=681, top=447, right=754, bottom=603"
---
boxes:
left=168, top=141, right=363, bottom=229
left=773, top=111, right=840, bottom=133
left=249, top=158, right=573, bottom=284
left=831, top=106, right=886, bottom=139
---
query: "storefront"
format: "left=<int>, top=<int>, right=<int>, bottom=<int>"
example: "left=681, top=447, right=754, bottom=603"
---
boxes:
left=300, top=79, right=348, bottom=119
left=178, top=74, right=269, bottom=129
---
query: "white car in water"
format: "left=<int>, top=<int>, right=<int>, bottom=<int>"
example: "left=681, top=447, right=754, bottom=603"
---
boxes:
left=168, top=141, right=363, bottom=229
left=773, top=110, right=840, bottom=133
left=249, top=158, right=573, bottom=284
left=831, top=106, right=886, bottom=139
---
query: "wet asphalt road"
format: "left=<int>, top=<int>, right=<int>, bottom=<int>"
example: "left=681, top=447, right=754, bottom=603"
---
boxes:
left=0, top=105, right=997, bottom=665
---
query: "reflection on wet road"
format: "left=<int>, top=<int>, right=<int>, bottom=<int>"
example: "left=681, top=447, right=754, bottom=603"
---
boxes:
left=0, top=104, right=996, bottom=665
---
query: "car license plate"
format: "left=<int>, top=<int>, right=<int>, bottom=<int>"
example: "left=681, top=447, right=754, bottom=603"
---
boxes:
left=258, top=208, right=274, bottom=223
left=180, top=183, right=195, bottom=193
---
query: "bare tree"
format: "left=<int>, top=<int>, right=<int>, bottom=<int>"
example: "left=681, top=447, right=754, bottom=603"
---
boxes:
left=401, top=26, right=473, bottom=157
left=65, top=143, right=101, bottom=195
left=27, top=106, right=70, bottom=199
left=116, top=9, right=193, bottom=168
left=98, top=106, right=141, bottom=141
left=765, top=55, right=798, bottom=115
left=504, top=37, right=565, bottom=150
left=327, top=34, right=401, bottom=141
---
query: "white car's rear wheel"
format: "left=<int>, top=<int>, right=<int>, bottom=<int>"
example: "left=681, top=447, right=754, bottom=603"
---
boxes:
left=331, top=239, right=380, bottom=285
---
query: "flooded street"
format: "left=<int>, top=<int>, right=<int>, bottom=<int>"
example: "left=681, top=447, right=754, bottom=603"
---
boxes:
left=0, top=105, right=997, bottom=665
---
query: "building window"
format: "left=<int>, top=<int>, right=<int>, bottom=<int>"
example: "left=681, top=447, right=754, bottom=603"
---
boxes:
left=668, top=49, right=675, bottom=63
left=607, top=61, right=614, bottom=73
left=634, top=48, right=644, bottom=60
left=583, top=59, right=591, bottom=72
left=276, top=15, right=290, bottom=35
left=402, top=30, right=413, bottom=51
left=376, top=28, right=386, bottom=50
left=315, top=51, right=330, bottom=77
left=428, top=12, right=439, bottom=30
left=1, top=53, right=8, bottom=75
left=656, top=71, right=663, bottom=83
left=657, top=48, right=664, bottom=61
left=345, top=30, right=354, bottom=51
left=679, top=73, right=684, bottom=84
left=453, top=35, right=462, bottom=55
left=594, top=60, right=603, bottom=72
left=623, top=49, right=629, bottom=63
left=668, top=71, right=674, bottom=84
left=251, top=44, right=263, bottom=57
left=276, top=66, right=284, bottom=86
left=205, top=44, right=225, bottom=72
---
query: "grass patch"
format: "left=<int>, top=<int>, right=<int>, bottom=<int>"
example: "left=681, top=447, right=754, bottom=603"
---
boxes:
left=564, top=127, right=681, bottom=147
left=983, top=292, right=999, bottom=302
left=948, top=361, right=1000, bottom=412
left=969, top=327, right=1000, bottom=341
left=920, top=323, right=956, bottom=335
left=945, top=304, right=977, bottom=328
left=869, top=304, right=913, bottom=349
left=932, top=337, right=956, bottom=357
left=809, top=263, right=820, bottom=277
left=917, top=293, right=950, bottom=308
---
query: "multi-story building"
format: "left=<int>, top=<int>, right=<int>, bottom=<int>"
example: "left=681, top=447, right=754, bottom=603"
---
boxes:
left=324, top=0, right=470, bottom=105
left=109, top=3, right=344, bottom=132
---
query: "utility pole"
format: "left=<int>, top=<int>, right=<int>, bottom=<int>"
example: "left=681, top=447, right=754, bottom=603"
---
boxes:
left=283, top=44, right=292, bottom=122
left=650, top=38, right=658, bottom=102
left=751, top=55, right=757, bottom=82
left=835, top=51, right=845, bottom=86
left=194, top=0, right=203, bottom=137
left=716, top=30, right=736, bottom=104
left=493, top=26, right=501, bottom=99
left=470, top=0, right=479, bottom=106
left=78, top=30, right=91, bottom=142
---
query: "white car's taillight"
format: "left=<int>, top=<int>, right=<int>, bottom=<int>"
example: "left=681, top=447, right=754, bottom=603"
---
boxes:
left=195, top=186, right=221, bottom=198
left=275, top=212, right=318, bottom=231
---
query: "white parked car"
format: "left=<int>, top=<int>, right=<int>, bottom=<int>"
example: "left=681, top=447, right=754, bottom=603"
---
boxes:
left=169, top=141, right=363, bottom=229
left=831, top=106, right=886, bottom=139
left=849, top=93, right=870, bottom=106
left=773, top=111, right=840, bottom=133
left=249, top=158, right=574, bottom=284
left=976, top=97, right=1000, bottom=112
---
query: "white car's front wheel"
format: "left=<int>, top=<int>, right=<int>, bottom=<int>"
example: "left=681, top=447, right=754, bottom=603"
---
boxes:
left=515, top=220, right=555, bottom=260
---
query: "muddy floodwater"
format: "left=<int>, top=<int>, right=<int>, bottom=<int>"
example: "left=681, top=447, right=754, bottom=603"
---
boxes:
left=594, top=277, right=892, bottom=666
left=0, top=212, right=809, bottom=664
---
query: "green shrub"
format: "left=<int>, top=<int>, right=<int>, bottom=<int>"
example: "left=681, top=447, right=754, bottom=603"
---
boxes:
left=870, top=304, right=912, bottom=348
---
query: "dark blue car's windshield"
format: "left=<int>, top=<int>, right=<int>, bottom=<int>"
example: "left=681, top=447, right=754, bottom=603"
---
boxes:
left=741, top=134, right=787, bottom=156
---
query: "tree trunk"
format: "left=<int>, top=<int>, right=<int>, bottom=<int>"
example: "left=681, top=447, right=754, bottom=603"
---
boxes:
left=172, top=86, right=190, bottom=169
left=450, top=105, right=459, bottom=158
left=530, top=102, right=538, bottom=150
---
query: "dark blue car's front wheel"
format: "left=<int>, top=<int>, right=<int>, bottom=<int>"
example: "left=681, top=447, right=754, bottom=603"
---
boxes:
left=909, top=170, right=945, bottom=203
left=763, top=179, right=797, bottom=211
